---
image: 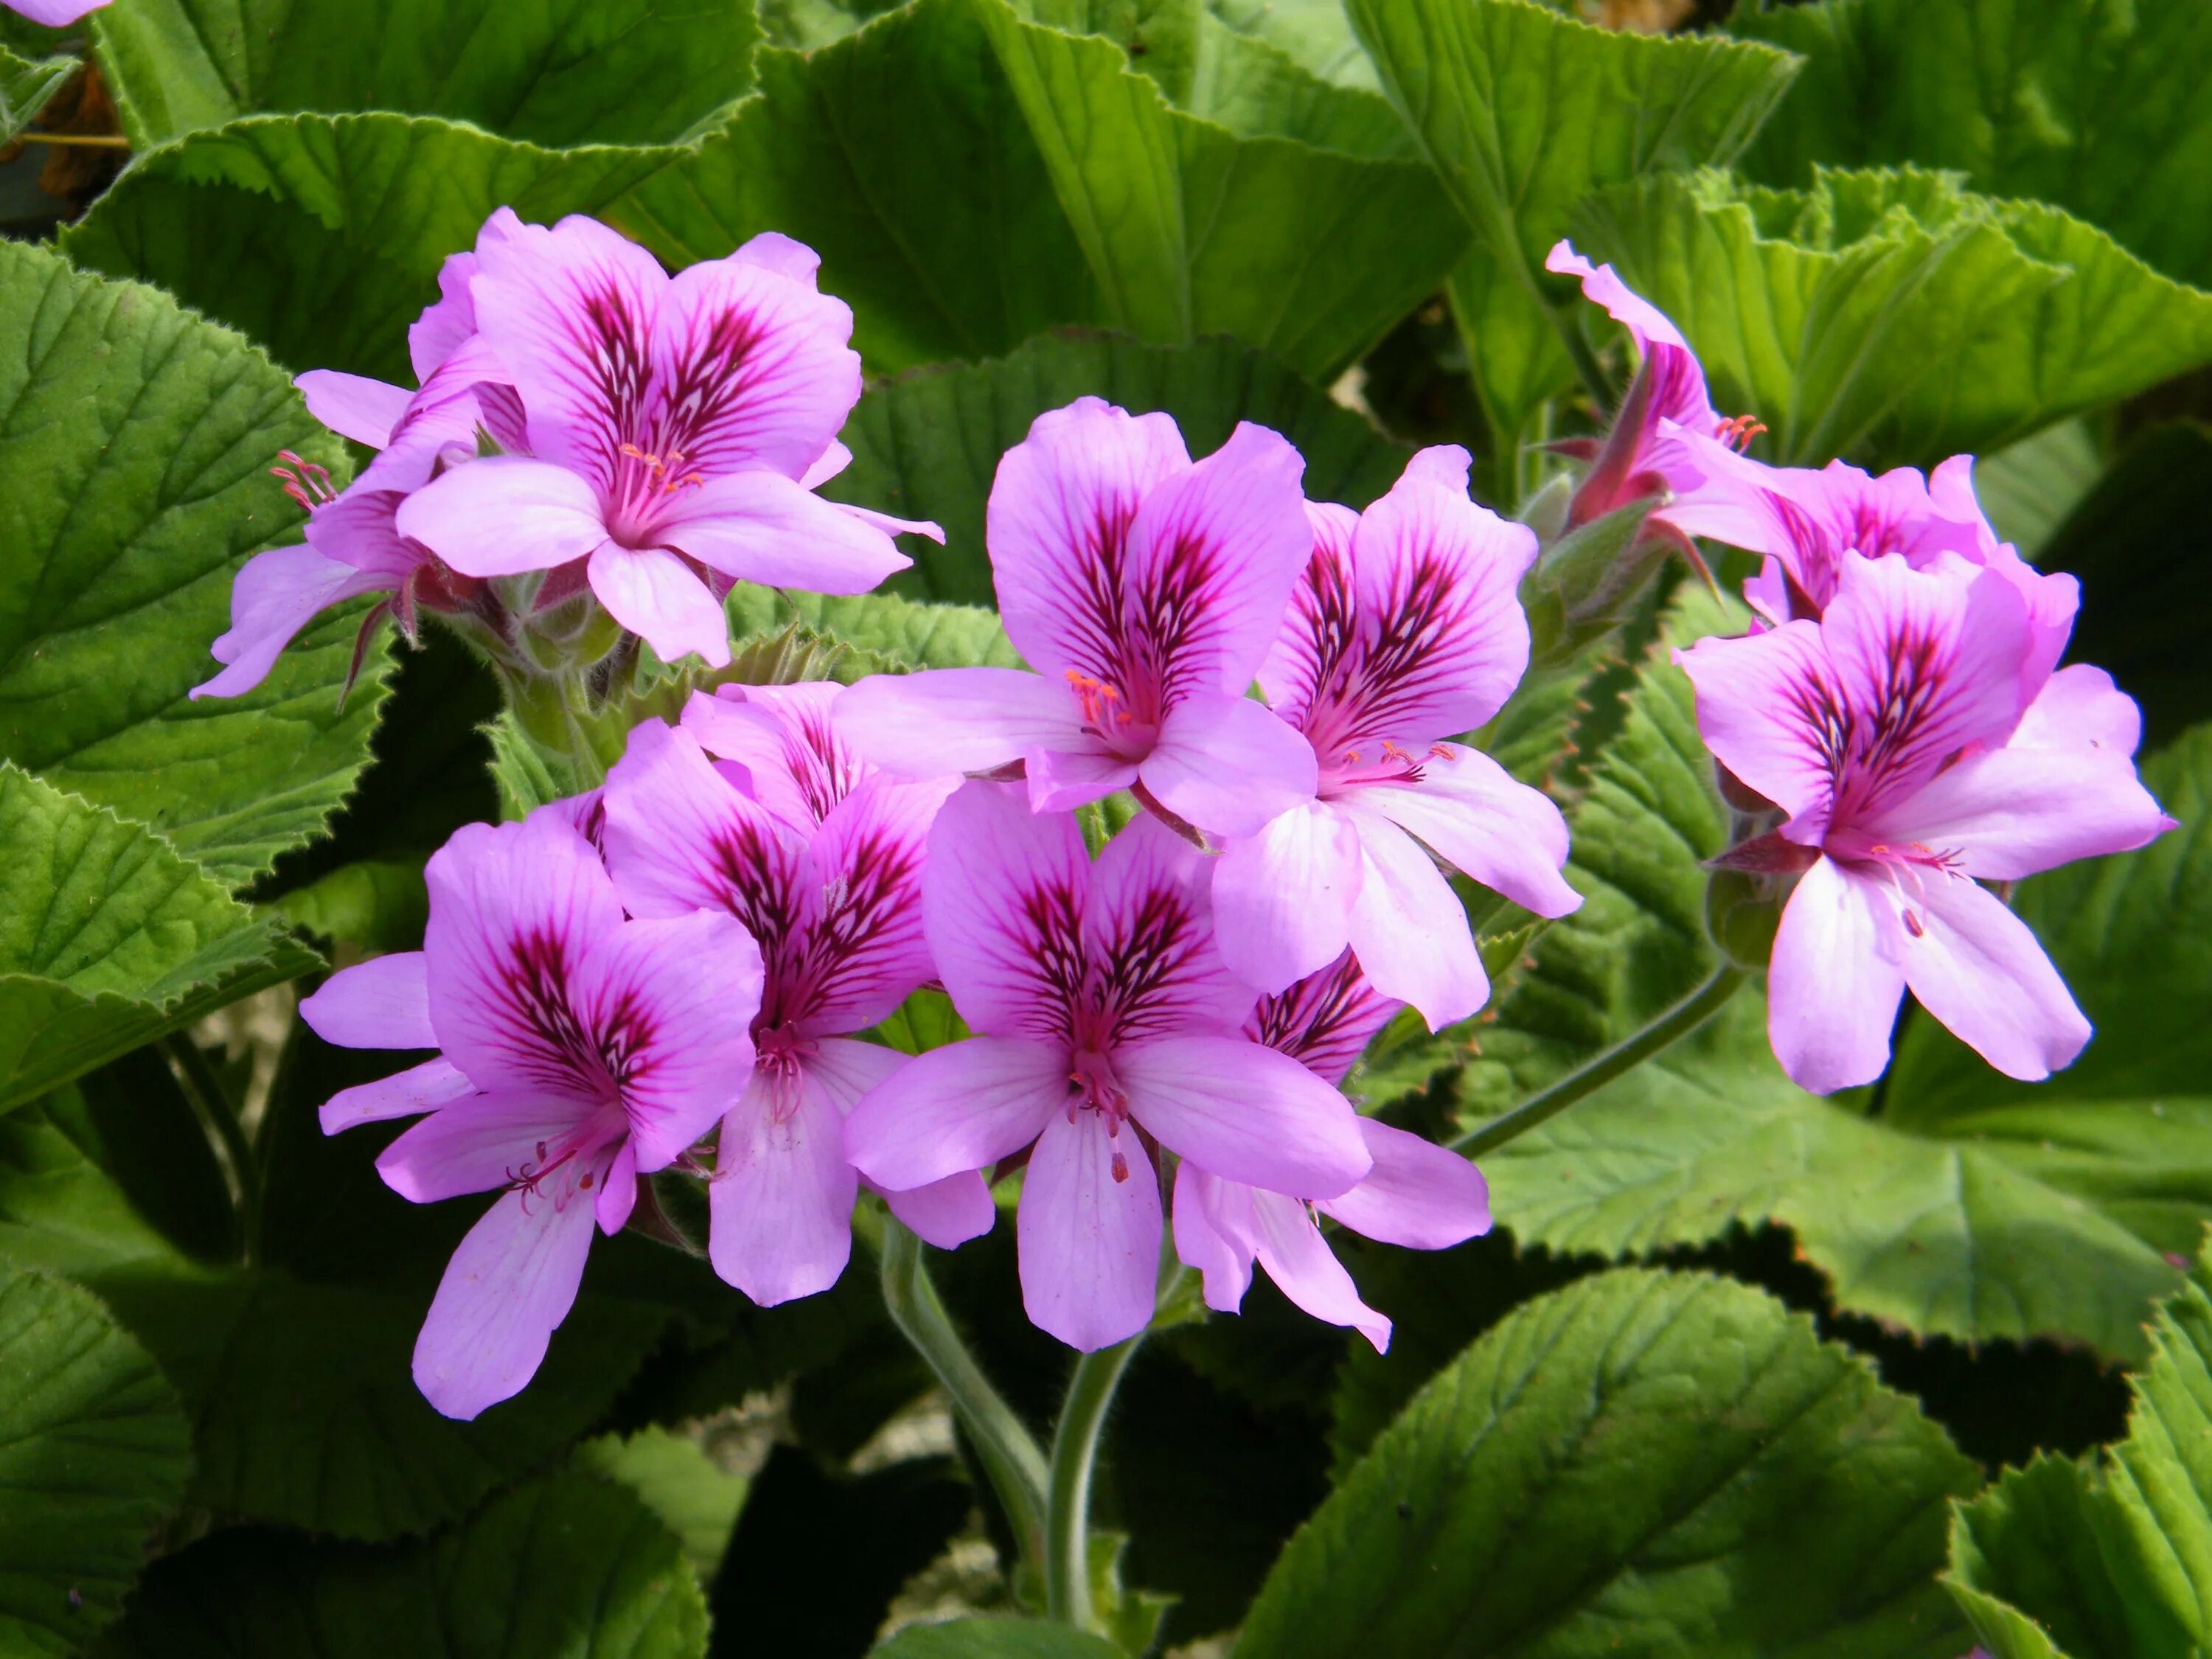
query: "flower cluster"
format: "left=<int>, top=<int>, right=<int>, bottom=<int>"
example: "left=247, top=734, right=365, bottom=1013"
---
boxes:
left=1549, top=241, right=2177, bottom=1094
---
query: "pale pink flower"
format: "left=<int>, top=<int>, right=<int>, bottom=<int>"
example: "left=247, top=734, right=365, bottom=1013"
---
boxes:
left=299, top=810, right=763, bottom=1419
left=1211, top=446, right=1581, bottom=1028
left=844, top=783, right=1372, bottom=1351
left=833, top=398, right=1320, bottom=839
left=1173, top=952, right=1492, bottom=1351
left=1677, top=552, right=2174, bottom=1093
left=7, top=0, right=107, bottom=22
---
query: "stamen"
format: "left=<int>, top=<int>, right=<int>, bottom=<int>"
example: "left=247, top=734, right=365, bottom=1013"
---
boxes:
left=270, top=450, right=338, bottom=514
left=1714, top=414, right=1769, bottom=453
left=1064, top=670, right=1135, bottom=731
left=1110, top=1150, right=1130, bottom=1183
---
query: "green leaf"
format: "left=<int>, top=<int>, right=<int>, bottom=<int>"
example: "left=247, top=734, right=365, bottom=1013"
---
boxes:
left=63, top=114, right=678, bottom=382
left=1732, top=0, right=2212, bottom=291
left=0, top=237, right=390, bottom=883
left=99, top=1473, right=709, bottom=1658
left=1974, top=419, right=2102, bottom=561
left=0, top=44, right=72, bottom=143
left=610, top=0, right=1465, bottom=382
left=0, top=1265, right=192, bottom=1659
left=727, top=587, right=1023, bottom=675
left=872, top=1618, right=1127, bottom=1657
left=1945, top=1245, right=2212, bottom=1658
left=575, top=1426, right=751, bottom=1582
left=1343, top=0, right=1798, bottom=438
left=1567, top=166, right=2212, bottom=469
left=0, top=765, right=318, bottom=1112
left=832, top=330, right=1411, bottom=605
left=270, top=858, right=428, bottom=955
left=1239, top=1267, right=1978, bottom=1658
left=2035, top=422, right=2212, bottom=751
left=1203, top=0, right=1379, bottom=93
left=93, top=0, right=756, bottom=149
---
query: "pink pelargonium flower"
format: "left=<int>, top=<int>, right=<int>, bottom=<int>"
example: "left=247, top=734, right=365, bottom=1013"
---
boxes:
left=1174, top=951, right=1492, bottom=1352
left=1545, top=241, right=1766, bottom=543
left=7, top=0, right=106, bottom=23
left=832, top=398, right=1319, bottom=838
left=1675, top=552, right=2175, bottom=1093
left=843, top=783, right=1373, bottom=1351
left=395, top=212, right=938, bottom=669
left=1211, top=446, right=1582, bottom=1028
left=599, top=691, right=988, bottom=1306
left=299, top=810, right=763, bottom=1419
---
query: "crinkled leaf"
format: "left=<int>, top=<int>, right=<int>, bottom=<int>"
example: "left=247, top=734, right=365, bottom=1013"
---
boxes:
left=832, top=330, right=1410, bottom=605
left=1975, top=419, right=2102, bottom=560
left=1343, top=0, right=1798, bottom=438
left=1947, top=1455, right=2134, bottom=1659
left=1238, top=1267, right=1978, bottom=1658
left=0, top=43, right=72, bottom=143
left=0, top=238, right=388, bottom=882
left=1733, top=0, right=2212, bottom=291
left=99, top=1473, right=708, bottom=1658
left=0, top=1265, right=192, bottom=1659
left=63, top=114, right=679, bottom=382
left=94, top=0, right=756, bottom=149
left=574, top=1426, right=751, bottom=1582
left=1568, top=166, right=2212, bottom=468
left=727, top=588, right=1022, bottom=675
left=0, top=765, right=318, bottom=1112
left=1204, top=0, right=1378, bottom=92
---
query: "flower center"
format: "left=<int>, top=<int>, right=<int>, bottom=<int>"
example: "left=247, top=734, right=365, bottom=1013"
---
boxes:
left=608, top=442, right=705, bottom=544
left=755, top=1020, right=817, bottom=1079
left=1066, top=1046, right=1135, bottom=1183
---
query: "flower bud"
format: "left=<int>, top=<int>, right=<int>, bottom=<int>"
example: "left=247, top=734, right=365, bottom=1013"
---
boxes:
left=1705, top=866, right=1782, bottom=972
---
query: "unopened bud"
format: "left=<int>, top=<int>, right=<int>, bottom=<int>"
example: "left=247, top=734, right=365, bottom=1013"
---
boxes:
left=1704, top=867, right=1782, bottom=972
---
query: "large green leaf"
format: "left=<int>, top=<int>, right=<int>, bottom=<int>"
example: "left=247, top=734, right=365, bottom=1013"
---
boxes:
left=1238, top=1267, right=1978, bottom=1658
left=0, top=765, right=317, bottom=1113
left=94, top=0, right=756, bottom=149
left=833, top=330, right=1410, bottom=605
left=0, top=1265, right=192, bottom=1659
left=63, top=114, right=678, bottom=381
left=0, top=238, right=389, bottom=883
left=1568, top=166, right=2212, bottom=469
left=611, top=0, right=1464, bottom=382
left=1341, top=0, right=1798, bottom=439
left=0, top=43, right=72, bottom=143
left=99, top=1474, right=708, bottom=1657
left=1947, top=1245, right=2212, bottom=1658
left=1733, top=0, right=2212, bottom=291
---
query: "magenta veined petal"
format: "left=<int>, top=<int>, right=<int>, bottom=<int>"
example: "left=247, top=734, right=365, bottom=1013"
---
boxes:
left=1245, top=949, right=1402, bottom=1087
left=1082, top=813, right=1253, bottom=1039
left=1211, top=801, right=1363, bottom=995
left=1018, top=1107, right=1162, bottom=1352
left=835, top=669, right=1088, bottom=784
left=1864, top=744, right=2174, bottom=882
left=601, top=717, right=806, bottom=928
left=377, top=1089, right=611, bottom=1205
left=709, top=1071, right=860, bottom=1307
left=396, top=456, right=611, bottom=578
left=1672, top=619, right=1840, bottom=830
left=919, top=782, right=1092, bottom=1041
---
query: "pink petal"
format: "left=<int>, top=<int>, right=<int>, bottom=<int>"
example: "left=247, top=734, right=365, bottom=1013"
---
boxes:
left=1342, top=812, right=1489, bottom=1030
left=1211, top=801, right=1361, bottom=994
left=1672, top=620, right=1840, bottom=829
left=409, top=242, right=485, bottom=385
left=468, top=213, right=671, bottom=493
left=412, top=1175, right=599, bottom=1421
left=684, top=681, right=862, bottom=828
left=1767, top=857, right=1905, bottom=1095
left=298, top=951, right=435, bottom=1050
left=835, top=669, right=1088, bottom=782
left=191, top=543, right=392, bottom=700
left=378, top=1089, right=608, bottom=1203
left=1139, top=692, right=1318, bottom=837
left=296, top=370, right=412, bottom=449
left=319, top=1057, right=479, bottom=1135
left=1545, top=240, right=1691, bottom=355
left=799, top=440, right=852, bottom=490
left=8, top=0, right=110, bottom=23
left=1901, top=876, right=2090, bottom=1084
left=1117, top=1034, right=1371, bottom=1198
left=1245, top=950, right=1401, bottom=1085
left=1318, top=1119, right=1489, bottom=1249
left=1172, top=1163, right=1256, bottom=1313
left=731, top=231, right=823, bottom=288
left=801, top=1036, right=908, bottom=1109
left=1248, top=1187, right=1391, bottom=1353
left=842, top=1035, right=1063, bottom=1191
left=1356, top=743, right=1581, bottom=919
left=650, top=470, right=911, bottom=594
left=305, top=484, right=430, bottom=582
left=2008, top=663, right=2144, bottom=757
left=884, top=1172, right=998, bottom=1249
left=570, top=908, right=765, bottom=1170
left=1018, top=1107, right=1161, bottom=1351
left=653, top=253, right=861, bottom=480
left=1083, top=814, right=1252, bottom=1036
left=920, top=782, right=1092, bottom=1040
left=424, top=815, right=629, bottom=1094
left=1121, top=421, right=1312, bottom=698
left=1867, top=746, right=2174, bottom=880
left=986, top=397, right=1191, bottom=681
left=709, top=1072, right=858, bottom=1306
left=799, top=778, right=957, bottom=1031
left=395, top=456, right=611, bottom=578
left=1026, top=745, right=1144, bottom=813
left=596, top=1139, right=638, bottom=1235
left=601, top=717, right=804, bottom=928
left=1980, top=545, right=2079, bottom=696
left=587, top=542, right=732, bottom=669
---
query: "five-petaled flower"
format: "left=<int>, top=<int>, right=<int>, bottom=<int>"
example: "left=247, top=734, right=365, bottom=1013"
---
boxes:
left=1173, top=951, right=1492, bottom=1351
left=299, top=810, right=763, bottom=1419
left=599, top=687, right=987, bottom=1306
left=1210, top=445, right=1582, bottom=1028
left=843, top=782, right=1373, bottom=1350
left=1676, top=551, right=2174, bottom=1094
left=834, top=397, right=1320, bottom=840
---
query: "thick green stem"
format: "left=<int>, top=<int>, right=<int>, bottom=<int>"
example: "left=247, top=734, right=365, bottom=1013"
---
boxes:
left=1453, top=966, right=1745, bottom=1159
left=1044, top=1335, right=1142, bottom=1630
left=878, top=1221, right=1050, bottom=1571
left=163, top=1034, right=258, bottom=1263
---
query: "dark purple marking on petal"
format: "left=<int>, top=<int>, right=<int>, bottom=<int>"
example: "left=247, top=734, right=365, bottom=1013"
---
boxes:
left=496, top=928, right=659, bottom=1104
left=1081, top=883, right=1211, bottom=1046
left=782, top=818, right=927, bottom=1026
left=1245, top=952, right=1398, bottom=1085
left=1298, top=548, right=1492, bottom=762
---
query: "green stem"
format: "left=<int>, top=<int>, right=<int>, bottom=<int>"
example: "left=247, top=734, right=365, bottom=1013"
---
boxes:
left=1452, top=966, right=1745, bottom=1159
left=1044, top=1335, right=1142, bottom=1629
left=878, top=1221, right=1050, bottom=1571
left=163, top=1034, right=259, bottom=1263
